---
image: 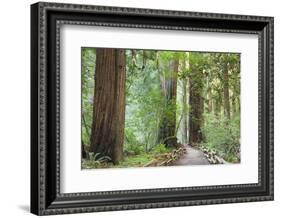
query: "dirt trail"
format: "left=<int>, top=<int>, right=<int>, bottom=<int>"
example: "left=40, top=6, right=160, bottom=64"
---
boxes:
left=173, top=145, right=210, bottom=166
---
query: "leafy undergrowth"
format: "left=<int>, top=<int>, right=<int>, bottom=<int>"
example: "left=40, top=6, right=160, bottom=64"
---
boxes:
left=115, top=153, right=154, bottom=168
left=201, top=113, right=240, bottom=163
left=82, top=144, right=180, bottom=169
left=199, top=143, right=240, bottom=163
left=82, top=153, right=155, bottom=169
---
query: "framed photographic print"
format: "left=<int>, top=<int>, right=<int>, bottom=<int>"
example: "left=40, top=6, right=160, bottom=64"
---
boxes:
left=30, top=2, right=274, bottom=215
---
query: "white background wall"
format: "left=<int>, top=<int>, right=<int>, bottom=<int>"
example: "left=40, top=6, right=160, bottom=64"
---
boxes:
left=0, top=0, right=279, bottom=217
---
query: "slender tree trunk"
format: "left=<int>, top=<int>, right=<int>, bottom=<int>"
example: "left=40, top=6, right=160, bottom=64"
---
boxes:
left=89, top=48, right=126, bottom=164
left=208, top=98, right=213, bottom=113
left=232, top=96, right=236, bottom=115
left=231, top=79, right=239, bottom=116
left=206, top=79, right=213, bottom=114
left=237, top=96, right=240, bottom=112
left=82, top=113, right=90, bottom=140
left=214, top=92, right=222, bottom=116
left=181, top=56, right=188, bottom=144
left=223, top=63, right=231, bottom=120
left=158, top=58, right=179, bottom=146
left=182, top=77, right=188, bottom=144
left=142, top=50, right=147, bottom=70
left=81, top=140, right=87, bottom=159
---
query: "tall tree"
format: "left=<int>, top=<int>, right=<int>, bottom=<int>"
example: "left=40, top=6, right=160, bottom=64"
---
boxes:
left=189, top=53, right=204, bottom=146
left=181, top=55, right=188, bottom=144
left=223, top=56, right=231, bottom=120
left=90, top=48, right=126, bottom=164
left=158, top=54, right=179, bottom=146
left=229, top=54, right=241, bottom=116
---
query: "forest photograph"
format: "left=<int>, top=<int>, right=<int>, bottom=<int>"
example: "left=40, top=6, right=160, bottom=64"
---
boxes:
left=81, top=47, right=241, bottom=169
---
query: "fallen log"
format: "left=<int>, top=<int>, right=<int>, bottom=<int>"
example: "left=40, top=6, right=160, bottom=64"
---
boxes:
left=199, top=146, right=230, bottom=164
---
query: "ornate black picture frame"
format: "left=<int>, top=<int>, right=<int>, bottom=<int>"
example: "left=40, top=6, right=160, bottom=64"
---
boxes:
left=31, top=2, right=274, bottom=215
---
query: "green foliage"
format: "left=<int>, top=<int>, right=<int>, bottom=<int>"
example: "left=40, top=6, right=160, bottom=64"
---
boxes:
left=202, top=113, right=240, bottom=162
left=117, top=153, right=153, bottom=168
left=125, top=50, right=165, bottom=151
left=89, top=152, right=111, bottom=161
left=84, top=152, right=155, bottom=169
left=81, top=48, right=96, bottom=146
left=152, top=143, right=170, bottom=154
left=81, top=47, right=241, bottom=168
left=82, top=152, right=111, bottom=169
left=124, top=139, right=144, bottom=155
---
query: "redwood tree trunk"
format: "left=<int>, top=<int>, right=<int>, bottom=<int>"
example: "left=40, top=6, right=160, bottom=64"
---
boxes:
left=158, top=58, right=179, bottom=146
left=189, top=67, right=204, bottom=146
left=89, top=48, right=126, bottom=164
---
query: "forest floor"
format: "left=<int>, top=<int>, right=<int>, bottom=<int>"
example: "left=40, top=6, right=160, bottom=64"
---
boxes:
left=82, top=145, right=217, bottom=169
left=173, top=145, right=210, bottom=166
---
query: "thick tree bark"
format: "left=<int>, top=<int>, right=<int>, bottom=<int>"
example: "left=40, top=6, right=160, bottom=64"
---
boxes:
left=223, top=63, right=231, bottom=120
left=189, top=87, right=204, bottom=145
left=158, top=58, right=179, bottom=146
left=89, top=48, right=126, bottom=164
left=189, top=66, right=204, bottom=146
